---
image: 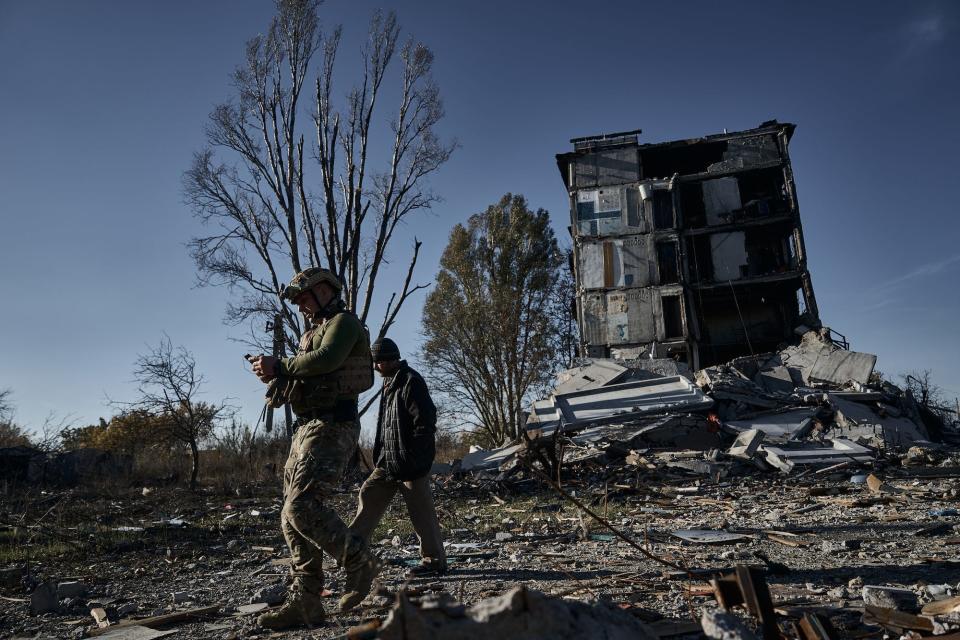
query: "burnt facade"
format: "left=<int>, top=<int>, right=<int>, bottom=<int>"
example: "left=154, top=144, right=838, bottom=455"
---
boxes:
left=556, top=121, right=819, bottom=369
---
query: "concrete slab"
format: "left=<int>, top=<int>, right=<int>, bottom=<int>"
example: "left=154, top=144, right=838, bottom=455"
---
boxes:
left=726, top=409, right=817, bottom=444
left=553, top=360, right=629, bottom=396
left=460, top=443, right=525, bottom=472
left=760, top=438, right=874, bottom=474
left=830, top=395, right=928, bottom=447
left=553, top=376, right=713, bottom=428
left=780, top=332, right=877, bottom=386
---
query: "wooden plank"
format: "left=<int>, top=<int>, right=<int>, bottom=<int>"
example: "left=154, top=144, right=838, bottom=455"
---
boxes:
left=922, top=594, right=960, bottom=615
left=735, top=565, right=779, bottom=640
left=798, top=612, right=836, bottom=640
left=88, top=606, right=220, bottom=637
left=602, top=241, right=615, bottom=288
left=767, top=534, right=809, bottom=548
left=863, top=605, right=934, bottom=632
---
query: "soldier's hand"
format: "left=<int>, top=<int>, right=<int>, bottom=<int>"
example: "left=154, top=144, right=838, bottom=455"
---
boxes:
left=252, top=355, right=279, bottom=382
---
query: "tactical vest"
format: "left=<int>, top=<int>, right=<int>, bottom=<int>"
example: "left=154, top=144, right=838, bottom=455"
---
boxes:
left=288, top=310, right=374, bottom=415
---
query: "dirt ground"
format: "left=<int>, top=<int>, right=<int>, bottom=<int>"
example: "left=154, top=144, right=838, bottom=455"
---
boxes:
left=2, top=463, right=959, bottom=639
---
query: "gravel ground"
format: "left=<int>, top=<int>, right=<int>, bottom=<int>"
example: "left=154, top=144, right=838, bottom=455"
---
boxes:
left=2, top=462, right=959, bottom=639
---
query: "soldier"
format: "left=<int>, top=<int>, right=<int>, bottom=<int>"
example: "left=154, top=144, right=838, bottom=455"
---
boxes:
left=349, top=338, right=447, bottom=576
left=249, top=267, right=380, bottom=629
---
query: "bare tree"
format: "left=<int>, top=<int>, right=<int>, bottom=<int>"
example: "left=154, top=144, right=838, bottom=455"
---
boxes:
left=129, top=336, right=232, bottom=489
left=421, top=195, right=571, bottom=448
left=0, top=388, right=12, bottom=422
left=901, top=369, right=956, bottom=429
left=184, top=0, right=455, bottom=353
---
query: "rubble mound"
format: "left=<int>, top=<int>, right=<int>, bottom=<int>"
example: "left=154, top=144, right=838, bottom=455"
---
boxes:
left=378, top=586, right=657, bottom=640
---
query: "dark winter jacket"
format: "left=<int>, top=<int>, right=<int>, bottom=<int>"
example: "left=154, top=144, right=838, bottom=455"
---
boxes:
left=373, top=362, right=437, bottom=481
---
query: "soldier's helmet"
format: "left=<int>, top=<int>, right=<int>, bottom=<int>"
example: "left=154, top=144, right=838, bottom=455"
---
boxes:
left=281, top=267, right=342, bottom=301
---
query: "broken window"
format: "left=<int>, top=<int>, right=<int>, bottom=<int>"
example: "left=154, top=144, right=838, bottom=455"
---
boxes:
left=686, top=235, right=714, bottom=283
left=702, top=177, right=742, bottom=225
left=651, top=190, right=674, bottom=229
left=737, top=167, right=790, bottom=217
left=706, top=134, right=780, bottom=173
left=656, top=241, right=679, bottom=284
left=661, top=295, right=683, bottom=339
left=694, top=283, right=801, bottom=366
left=710, top=232, right=748, bottom=281
left=742, top=225, right=797, bottom=277
left=625, top=187, right=642, bottom=227
left=640, top=141, right=726, bottom=179
left=680, top=183, right=706, bottom=228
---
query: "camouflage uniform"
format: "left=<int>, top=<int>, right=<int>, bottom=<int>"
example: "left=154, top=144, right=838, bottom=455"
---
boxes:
left=277, top=311, right=371, bottom=595
left=259, top=279, right=378, bottom=629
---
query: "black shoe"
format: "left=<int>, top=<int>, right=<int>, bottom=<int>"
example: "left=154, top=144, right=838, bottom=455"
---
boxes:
left=405, top=561, right=448, bottom=577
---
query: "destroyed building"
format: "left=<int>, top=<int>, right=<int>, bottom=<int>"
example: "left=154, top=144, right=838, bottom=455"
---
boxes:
left=556, top=120, right=819, bottom=368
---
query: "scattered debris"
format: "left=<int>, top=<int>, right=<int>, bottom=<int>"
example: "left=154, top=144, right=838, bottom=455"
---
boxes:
left=29, top=581, right=58, bottom=615
left=701, top=607, right=759, bottom=640
left=861, top=584, right=920, bottom=612
left=376, top=586, right=658, bottom=639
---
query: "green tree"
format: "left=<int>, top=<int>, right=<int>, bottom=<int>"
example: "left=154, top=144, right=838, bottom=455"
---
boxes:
left=61, top=411, right=168, bottom=456
left=0, top=389, right=32, bottom=448
left=421, top=194, right=570, bottom=447
left=60, top=420, right=107, bottom=450
left=0, top=422, right=32, bottom=448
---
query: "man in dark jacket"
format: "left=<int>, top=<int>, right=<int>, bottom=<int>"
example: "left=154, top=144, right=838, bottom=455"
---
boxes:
left=348, top=338, right=447, bottom=575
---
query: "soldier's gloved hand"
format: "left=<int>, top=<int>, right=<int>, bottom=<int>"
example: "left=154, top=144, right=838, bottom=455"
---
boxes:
left=252, top=355, right=280, bottom=382
left=265, top=376, right=289, bottom=408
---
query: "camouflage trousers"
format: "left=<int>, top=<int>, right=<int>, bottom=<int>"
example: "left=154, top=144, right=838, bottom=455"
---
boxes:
left=281, top=417, right=366, bottom=593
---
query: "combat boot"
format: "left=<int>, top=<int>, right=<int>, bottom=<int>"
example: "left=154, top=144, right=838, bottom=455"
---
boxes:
left=257, top=580, right=326, bottom=630
left=338, top=554, right=382, bottom=612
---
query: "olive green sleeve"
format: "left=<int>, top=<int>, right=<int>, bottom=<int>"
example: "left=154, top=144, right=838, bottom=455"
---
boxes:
left=278, top=314, right=361, bottom=377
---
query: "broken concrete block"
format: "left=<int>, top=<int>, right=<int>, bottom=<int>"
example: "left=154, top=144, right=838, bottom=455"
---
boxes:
left=494, top=532, right=513, bottom=542
left=862, top=585, right=919, bottom=612
left=831, top=395, right=928, bottom=447
left=727, top=429, right=764, bottom=459
left=57, top=580, right=88, bottom=599
left=30, top=581, right=58, bottom=615
left=171, top=590, right=191, bottom=603
left=250, top=583, right=286, bottom=606
left=779, top=331, right=876, bottom=386
left=700, top=607, right=759, bottom=640
left=91, top=606, right=111, bottom=628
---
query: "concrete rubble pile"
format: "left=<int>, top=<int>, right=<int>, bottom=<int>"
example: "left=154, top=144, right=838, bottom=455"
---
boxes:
left=374, top=585, right=657, bottom=640
left=454, top=327, right=958, bottom=480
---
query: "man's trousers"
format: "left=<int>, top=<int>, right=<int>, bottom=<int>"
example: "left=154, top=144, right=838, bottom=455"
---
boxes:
left=349, top=467, right=445, bottom=566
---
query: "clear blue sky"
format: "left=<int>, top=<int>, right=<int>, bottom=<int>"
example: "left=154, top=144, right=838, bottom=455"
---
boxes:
left=1, top=0, right=958, bottom=437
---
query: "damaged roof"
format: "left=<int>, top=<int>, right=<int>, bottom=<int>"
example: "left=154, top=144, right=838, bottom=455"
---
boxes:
left=555, top=120, right=796, bottom=188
